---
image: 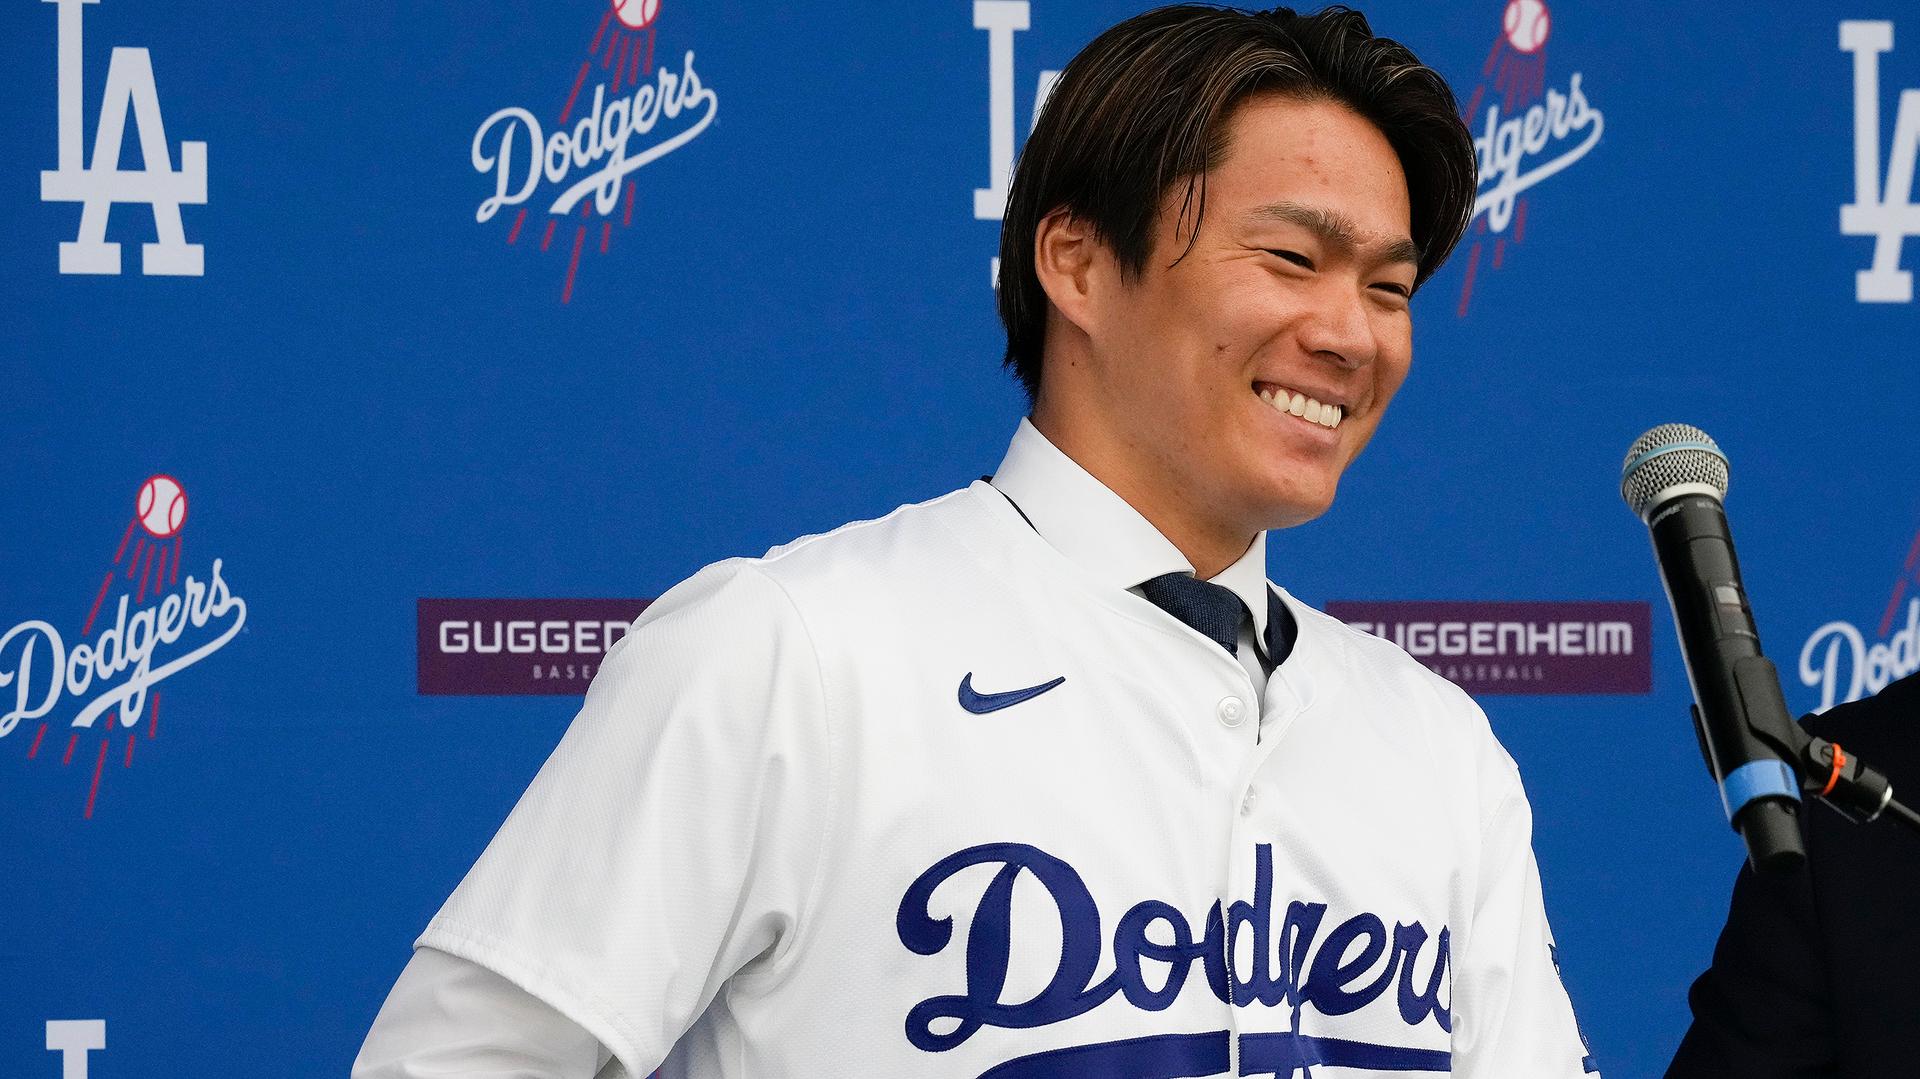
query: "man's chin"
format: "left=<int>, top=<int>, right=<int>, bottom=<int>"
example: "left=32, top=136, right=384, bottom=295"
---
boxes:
left=1256, top=485, right=1336, bottom=532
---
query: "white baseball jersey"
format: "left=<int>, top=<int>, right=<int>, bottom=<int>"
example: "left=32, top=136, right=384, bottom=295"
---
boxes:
left=409, top=427, right=1597, bottom=1078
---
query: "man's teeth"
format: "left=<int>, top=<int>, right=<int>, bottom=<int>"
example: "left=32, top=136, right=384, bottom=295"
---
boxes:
left=1256, top=386, right=1343, bottom=429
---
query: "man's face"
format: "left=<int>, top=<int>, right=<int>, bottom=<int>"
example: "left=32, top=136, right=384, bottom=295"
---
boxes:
left=1067, top=95, right=1418, bottom=533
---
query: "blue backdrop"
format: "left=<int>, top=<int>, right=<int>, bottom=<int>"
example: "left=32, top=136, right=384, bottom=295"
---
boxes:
left=6, top=1, right=1919, bottom=1075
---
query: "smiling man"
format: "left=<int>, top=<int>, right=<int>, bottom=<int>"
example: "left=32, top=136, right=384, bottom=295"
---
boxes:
left=356, top=7, right=1597, bottom=1078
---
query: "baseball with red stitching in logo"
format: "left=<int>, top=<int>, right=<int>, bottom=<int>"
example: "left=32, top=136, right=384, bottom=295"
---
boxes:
left=1503, top=0, right=1549, bottom=53
left=613, top=0, right=659, bottom=30
left=137, top=474, right=187, bottom=538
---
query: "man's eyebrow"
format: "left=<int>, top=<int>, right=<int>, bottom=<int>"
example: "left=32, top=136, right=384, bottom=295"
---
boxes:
left=1246, top=202, right=1422, bottom=267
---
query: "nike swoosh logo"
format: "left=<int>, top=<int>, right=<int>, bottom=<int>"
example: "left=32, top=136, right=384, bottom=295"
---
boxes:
left=958, top=672, right=1066, bottom=714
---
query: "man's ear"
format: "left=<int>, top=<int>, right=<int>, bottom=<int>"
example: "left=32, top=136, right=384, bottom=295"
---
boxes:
left=1033, top=209, right=1104, bottom=336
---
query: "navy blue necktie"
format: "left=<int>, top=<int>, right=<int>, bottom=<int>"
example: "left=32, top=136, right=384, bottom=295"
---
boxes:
left=1140, top=572, right=1246, bottom=656
left=1138, top=572, right=1298, bottom=664
left=990, top=483, right=1296, bottom=663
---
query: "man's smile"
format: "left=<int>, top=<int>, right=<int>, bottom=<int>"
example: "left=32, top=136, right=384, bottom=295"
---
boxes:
left=1253, top=380, right=1346, bottom=430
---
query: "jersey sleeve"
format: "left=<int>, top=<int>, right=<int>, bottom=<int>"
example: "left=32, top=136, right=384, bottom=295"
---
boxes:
left=1451, top=773, right=1601, bottom=1078
left=352, top=948, right=612, bottom=1078
left=415, top=560, right=835, bottom=1077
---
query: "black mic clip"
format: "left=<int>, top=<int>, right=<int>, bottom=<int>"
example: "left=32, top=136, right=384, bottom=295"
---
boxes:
left=1796, top=735, right=1895, bottom=825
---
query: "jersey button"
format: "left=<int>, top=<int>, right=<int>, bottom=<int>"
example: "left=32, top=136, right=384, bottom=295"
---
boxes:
left=1240, top=789, right=1259, bottom=816
left=1216, top=696, right=1246, bottom=728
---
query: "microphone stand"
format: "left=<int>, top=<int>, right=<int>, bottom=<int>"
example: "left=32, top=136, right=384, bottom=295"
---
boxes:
left=1781, top=722, right=1920, bottom=838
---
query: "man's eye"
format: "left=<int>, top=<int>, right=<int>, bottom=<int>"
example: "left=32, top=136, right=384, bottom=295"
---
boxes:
left=1266, top=249, right=1313, bottom=270
left=1370, top=282, right=1413, bottom=305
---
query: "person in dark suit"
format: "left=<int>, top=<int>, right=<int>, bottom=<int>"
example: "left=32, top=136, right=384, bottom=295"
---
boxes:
left=1668, top=672, right=1920, bottom=1077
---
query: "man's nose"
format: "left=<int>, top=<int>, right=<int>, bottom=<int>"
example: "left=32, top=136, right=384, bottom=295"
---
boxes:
left=1296, top=281, right=1379, bottom=370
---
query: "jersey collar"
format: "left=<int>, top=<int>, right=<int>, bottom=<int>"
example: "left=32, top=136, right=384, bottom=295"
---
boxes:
left=988, top=418, right=1274, bottom=661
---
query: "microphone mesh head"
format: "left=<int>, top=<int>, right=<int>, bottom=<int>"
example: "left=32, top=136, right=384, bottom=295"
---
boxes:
left=1620, top=423, right=1729, bottom=517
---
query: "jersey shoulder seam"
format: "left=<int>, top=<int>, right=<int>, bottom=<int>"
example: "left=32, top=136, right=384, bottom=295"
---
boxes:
left=755, top=486, right=975, bottom=568
left=721, top=561, right=843, bottom=991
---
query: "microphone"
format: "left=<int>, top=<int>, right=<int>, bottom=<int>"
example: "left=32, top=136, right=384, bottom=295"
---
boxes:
left=1621, top=424, right=1806, bottom=875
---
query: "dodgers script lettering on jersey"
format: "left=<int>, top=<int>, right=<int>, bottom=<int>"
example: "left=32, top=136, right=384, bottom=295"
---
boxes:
left=898, top=842, right=1451, bottom=1076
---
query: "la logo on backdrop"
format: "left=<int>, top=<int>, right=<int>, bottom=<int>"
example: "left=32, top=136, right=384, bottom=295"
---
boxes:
left=0, top=477, right=247, bottom=818
left=1840, top=19, right=1920, bottom=303
left=471, top=0, right=718, bottom=304
left=971, top=1, right=1059, bottom=286
left=36, top=0, right=207, bottom=276
left=1454, top=0, right=1604, bottom=316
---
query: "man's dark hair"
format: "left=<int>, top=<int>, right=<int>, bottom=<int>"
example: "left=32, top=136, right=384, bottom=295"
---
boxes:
left=996, top=4, right=1476, bottom=401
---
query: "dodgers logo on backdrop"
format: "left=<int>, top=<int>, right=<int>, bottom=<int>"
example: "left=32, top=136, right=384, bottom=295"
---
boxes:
left=0, top=476, right=247, bottom=818
left=1454, top=0, right=1604, bottom=316
left=1840, top=20, right=1920, bottom=303
left=1799, top=528, right=1920, bottom=712
left=471, top=0, right=718, bottom=304
left=898, top=843, right=1453, bottom=1077
left=971, top=1, right=1060, bottom=288
left=37, top=0, right=207, bottom=277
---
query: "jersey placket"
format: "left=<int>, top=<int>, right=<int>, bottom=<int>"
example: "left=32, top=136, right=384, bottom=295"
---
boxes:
left=1222, top=646, right=1315, bottom=1074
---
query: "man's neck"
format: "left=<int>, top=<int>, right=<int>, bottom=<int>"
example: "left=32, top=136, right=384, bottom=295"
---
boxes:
left=1027, top=409, right=1256, bottom=580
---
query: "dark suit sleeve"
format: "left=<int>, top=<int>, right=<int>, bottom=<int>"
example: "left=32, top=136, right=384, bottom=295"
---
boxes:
left=1667, top=673, right=1920, bottom=1077
left=1665, top=849, right=1836, bottom=1078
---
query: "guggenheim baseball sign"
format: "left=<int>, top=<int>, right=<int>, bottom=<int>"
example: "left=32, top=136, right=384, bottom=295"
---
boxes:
left=1328, top=601, right=1652, bottom=696
left=417, top=598, right=653, bottom=695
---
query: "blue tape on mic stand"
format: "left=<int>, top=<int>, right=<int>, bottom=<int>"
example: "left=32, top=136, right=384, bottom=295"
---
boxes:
left=1718, top=760, right=1801, bottom=823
